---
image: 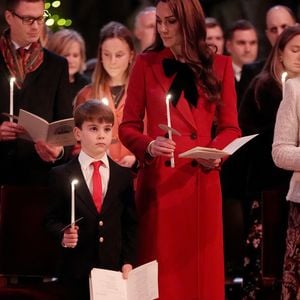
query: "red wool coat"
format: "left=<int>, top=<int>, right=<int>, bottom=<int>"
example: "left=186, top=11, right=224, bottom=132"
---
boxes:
left=119, top=48, right=240, bottom=300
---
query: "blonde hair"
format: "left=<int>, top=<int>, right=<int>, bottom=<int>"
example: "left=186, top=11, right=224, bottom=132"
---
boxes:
left=47, top=29, right=86, bottom=73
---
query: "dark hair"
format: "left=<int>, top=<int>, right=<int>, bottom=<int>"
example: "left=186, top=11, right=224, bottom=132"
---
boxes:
left=254, top=25, right=300, bottom=108
left=91, top=21, right=135, bottom=98
left=205, top=17, right=222, bottom=29
left=226, top=19, right=257, bottom=41
left=5, top=0, right=44, bottom=11
left=150, top=0, right=221, bottom=103
left=74, top=100, right=114, bottom=129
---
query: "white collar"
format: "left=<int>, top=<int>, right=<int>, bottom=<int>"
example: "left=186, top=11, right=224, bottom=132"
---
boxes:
left=11, top=40, right=31, bottom=50
left=78, top=150, right=109, bottom=171
left=232, top=62, right=242, bottom=82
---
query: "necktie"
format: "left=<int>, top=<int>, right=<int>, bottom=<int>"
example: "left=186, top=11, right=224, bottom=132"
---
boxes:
left=91, top=161, right=103, bottom=212
left=18, top=47, right=27, bottom=59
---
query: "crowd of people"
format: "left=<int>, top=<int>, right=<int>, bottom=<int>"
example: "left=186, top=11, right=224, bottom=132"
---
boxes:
left=1, top=0, right=300, bottom=299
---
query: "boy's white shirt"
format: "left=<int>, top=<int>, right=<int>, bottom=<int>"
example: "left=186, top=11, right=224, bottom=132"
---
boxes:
left=78, top=150, right=110, bottom=199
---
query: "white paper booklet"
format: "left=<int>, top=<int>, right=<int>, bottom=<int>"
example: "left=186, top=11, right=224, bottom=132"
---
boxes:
left=178, top=134, right=258, bottom=160
left=89, top=260, right=159, bottom=300
left=17, top=109, right=76, bottom=146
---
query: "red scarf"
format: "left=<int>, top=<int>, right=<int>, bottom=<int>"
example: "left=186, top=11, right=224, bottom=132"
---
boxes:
left=0, top=29, right=44, bottom=89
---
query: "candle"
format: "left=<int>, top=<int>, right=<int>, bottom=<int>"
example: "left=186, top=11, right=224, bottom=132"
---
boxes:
left=101, top=97, right=109, bottom=106
left=71, top=179, right=79, bottom=228
left=165, top=94, right=175, bottom=168
left=9, top=77, right=15, bottom=122
left=281, top=71, right=288, bottom=99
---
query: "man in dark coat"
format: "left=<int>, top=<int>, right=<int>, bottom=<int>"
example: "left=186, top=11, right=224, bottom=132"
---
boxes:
left=0, top=0, right=73, bottom=185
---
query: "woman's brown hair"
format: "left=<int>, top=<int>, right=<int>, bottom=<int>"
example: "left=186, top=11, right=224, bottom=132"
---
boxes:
left=150, top=0, right=221, bottom=103
left=254, top=25, right=300, bottom=106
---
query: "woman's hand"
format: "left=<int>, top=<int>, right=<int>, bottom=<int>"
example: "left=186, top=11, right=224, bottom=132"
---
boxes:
left=148, top=136, right=176, bottom=157
left=197, top=158, right=221, bottom=171
left=0, top=121, right=24, bottom=141
left=117, top=155, right=136, bottom=168
left=34, top=140, right=63, bottom=162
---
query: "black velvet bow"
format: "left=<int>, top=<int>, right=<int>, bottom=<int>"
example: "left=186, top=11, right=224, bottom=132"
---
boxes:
left=162, top=58, right=199, bottom=107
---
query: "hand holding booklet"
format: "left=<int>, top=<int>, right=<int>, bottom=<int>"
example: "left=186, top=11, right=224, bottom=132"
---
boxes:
left=17, top=109, right=76, bottom=146
left=178, top=134, right=258, bottom=160
left=89, top=260, right=159, bottom=300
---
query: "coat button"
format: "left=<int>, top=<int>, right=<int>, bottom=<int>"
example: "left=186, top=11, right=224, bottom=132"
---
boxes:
left=99, top=221, right=103, bottom=226
left=165, top=160, right=171, bottom=167
left=190, top=132, right=197, bottom=140
left=99, top=237, right=104, bottom=243
left=191, top=160, right=198, bottom=167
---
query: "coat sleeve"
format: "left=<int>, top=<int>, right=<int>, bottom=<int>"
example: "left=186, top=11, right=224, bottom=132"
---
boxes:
left=119, top=55, right=153, bottom=163
left=209, top=56, right=241, bottom=149
left=44, top=167, right=68, bottom=242
left=53, top=56, right=73, bottom=120
left=272, top=79, right=300, bottom=171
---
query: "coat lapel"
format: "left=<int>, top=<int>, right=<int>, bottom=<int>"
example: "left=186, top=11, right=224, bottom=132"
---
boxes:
left=100, top=157, right=117, bottom=213
left=67, top=158, right=99, bottom=217
left=151, top=48, right=197, bottom=130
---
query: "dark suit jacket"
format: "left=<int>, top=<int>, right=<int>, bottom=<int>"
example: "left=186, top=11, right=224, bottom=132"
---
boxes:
left=238, top=75, right=291, bottom=197
left=45, top=156, right=137, bottom=280
left=238, top=60, right=266, bottom=104
left=0, top=49, right=73, bottom=185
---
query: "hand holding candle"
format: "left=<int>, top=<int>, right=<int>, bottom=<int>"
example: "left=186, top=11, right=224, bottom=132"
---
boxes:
left=9, top=77, right=16, bottom=122
left=166, top=94, right=175, bottom=168
left=71, top=179, right=79, bottom=228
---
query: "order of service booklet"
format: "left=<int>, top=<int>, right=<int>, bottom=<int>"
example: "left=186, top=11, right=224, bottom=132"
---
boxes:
left=178, top=134, right=258, bottom=160
left=89, top=260, right=159, bottom=300
left=17, top=109, right=76, bottom=146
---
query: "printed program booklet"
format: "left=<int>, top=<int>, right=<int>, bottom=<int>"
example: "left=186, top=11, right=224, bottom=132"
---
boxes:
left=89, top=260, right=159, bottom=300
left=17, top=109, right=76, bottom=146
left=178, top=134, right=258, bottom=160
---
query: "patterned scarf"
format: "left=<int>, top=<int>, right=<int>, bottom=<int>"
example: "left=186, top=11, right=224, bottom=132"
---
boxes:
left=0, top=29, right=44, bottom=89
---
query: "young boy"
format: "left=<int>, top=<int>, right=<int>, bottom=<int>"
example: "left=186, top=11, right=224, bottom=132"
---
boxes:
left=45, top=100, right=137, bottom=300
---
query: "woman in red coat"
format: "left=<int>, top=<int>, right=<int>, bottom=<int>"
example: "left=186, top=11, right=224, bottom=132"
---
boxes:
left=119, top=0, right=240, bottom=299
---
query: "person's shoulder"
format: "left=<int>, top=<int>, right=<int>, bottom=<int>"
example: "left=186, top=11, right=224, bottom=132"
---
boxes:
left=75, top=73, right=91, bottom=85
left=242, top=60, right=265, bottom=77
left=43, top=48, right=67, bottom=64
left=213, top=54, right=231, bottom=67
left=75, top=84, right=93, bottom=105
left=136, top=48, right=167, bottom=64
left=108, top=157, right=133, bottom=178
left=212, top=54, right=233, bottom=76
left=50, top=156, right=79, bottom=175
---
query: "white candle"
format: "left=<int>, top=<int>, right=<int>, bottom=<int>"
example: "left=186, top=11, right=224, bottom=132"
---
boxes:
left=101, top=97, right=109, bottom=106
left=9, top=77, right=15, bottom=122
left=71, top=179, right=79, bottom=228
left=165, top=94, right=175, bottom=168
left=281, top=71, right=288, bottom=99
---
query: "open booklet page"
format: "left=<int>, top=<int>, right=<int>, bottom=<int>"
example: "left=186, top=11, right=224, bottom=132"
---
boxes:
left=17, top=109, right=76, bottom=146
left=178, top=134, right=258, bottom=160
left=89, top=260, right=158, bottom=300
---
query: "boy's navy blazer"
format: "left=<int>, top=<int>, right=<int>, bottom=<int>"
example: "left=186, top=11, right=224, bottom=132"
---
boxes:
left=45, top=156, right=137, bottom=280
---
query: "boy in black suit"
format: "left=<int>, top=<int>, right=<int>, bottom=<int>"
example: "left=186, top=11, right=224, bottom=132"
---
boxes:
left=45, top=100, right=137, bottom=300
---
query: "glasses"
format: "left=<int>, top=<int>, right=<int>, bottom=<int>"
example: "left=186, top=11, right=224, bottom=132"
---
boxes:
left=11, top=10, right=49, bottom=25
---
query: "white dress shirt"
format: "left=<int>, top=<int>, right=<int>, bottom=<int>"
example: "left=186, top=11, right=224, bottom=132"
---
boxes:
left=78, top=150, right=110, bottom=199
left=232, top=62, right=242, bottom=82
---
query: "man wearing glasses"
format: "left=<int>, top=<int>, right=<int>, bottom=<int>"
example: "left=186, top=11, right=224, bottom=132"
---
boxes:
left=0, top=0, right=73, bottom=185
